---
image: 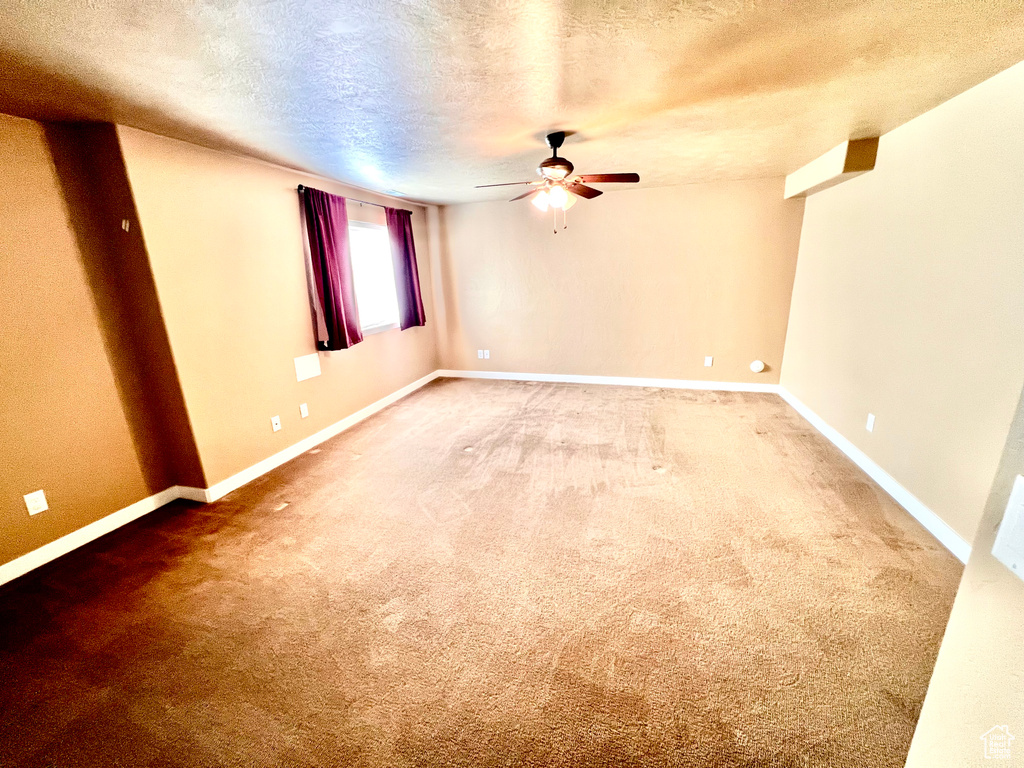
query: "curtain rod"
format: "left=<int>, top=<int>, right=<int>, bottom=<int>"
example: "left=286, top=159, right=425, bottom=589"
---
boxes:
left=297, top=184, right=410, bottom=212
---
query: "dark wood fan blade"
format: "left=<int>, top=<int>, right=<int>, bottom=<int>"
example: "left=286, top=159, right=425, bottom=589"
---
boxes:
left=576, top=173, right=640, bottom=184
left=475, top=181, right=540, bottom=188
left=510, top=189, right=539, bottom=202
left=568, top=182, right=603, bottom=199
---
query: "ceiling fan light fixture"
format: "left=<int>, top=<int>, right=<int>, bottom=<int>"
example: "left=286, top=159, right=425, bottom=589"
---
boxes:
left=532, top=189, right=550, bottom=211
left=548, top=184, right=569, bottom=209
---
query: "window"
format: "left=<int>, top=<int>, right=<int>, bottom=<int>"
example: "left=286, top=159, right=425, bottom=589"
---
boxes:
left=348, top=221, right=400, bottom=333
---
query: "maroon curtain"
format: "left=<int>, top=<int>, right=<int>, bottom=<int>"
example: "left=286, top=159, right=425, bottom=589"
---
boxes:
left=385, top=207, right=426, bottom=329
left=299, top=186, right=363, bottom=350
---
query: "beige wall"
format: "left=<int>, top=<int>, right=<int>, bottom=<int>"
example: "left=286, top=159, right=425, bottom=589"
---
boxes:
left=0, top=114, right=151, bottom=564
left=781, top=61, right=1024, bottom=544
left=116, top=127, right=440, bottom=486
left=2, top=115, right=441, bottom=571
left=439, top=179, right=804, bottom=383
left=905, top=380, right=1024, bottom=765
left=45, top=122, right=205, bottom=492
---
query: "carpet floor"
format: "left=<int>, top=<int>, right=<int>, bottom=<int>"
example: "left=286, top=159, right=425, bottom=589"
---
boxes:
left=0, top=378, right=962, bottom=767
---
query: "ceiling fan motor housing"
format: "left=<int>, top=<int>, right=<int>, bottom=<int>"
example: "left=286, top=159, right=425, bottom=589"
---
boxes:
left=539, top=156, right=574, bottom=179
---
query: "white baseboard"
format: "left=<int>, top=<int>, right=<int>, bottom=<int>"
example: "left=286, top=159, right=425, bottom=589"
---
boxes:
left=0, top=370, right=442, bottom=587
left=777, top=387, right=971, bottom=563
left=436, top=369, right=779, bottom=393
left=0, top=486, right=181, bottom=587
left=174, top=485, right=210, bottom=503
left=202, top=370, right=441, bottom=502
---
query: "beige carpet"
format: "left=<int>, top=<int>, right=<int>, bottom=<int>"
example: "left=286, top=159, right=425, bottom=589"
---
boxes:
left=0, top=378, right=962, bottom=767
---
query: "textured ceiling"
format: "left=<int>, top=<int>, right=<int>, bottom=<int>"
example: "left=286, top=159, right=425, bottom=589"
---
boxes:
left=1, top=0, right=1023, bottom=203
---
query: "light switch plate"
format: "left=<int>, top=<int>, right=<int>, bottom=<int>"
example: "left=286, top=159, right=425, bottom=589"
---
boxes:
left=704, top=356, right=713, bottom=367
left=477, top=350, right=484, bottom=359
left=299, top=403, right=309, bottom=418
left=484, top=350, right=490, bottom=359
left=271, top=415, right=282, bottom=432
left=24, top=490, right=48, bottom=516
left=866, top=413, right=876, bottom=432
left=992, top=475, right=1024, bottom=582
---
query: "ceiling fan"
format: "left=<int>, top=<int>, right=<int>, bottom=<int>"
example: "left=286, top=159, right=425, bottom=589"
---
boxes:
left=476, top=131, right=640, bottom=231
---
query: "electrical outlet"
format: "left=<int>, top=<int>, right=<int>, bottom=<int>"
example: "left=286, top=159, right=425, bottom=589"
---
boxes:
left=24, top=490, right=48, bottom=516
left=704, top=356, right=713, bottom=367
left=484, top=350, right=490, bottom=359
left=866, top=413, right=875, bottom=432
left=477, top=349, right=484, bottom=359
left=299, top=403, right=309, bottom=418
left=271, top=415, right=282, bottom=432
